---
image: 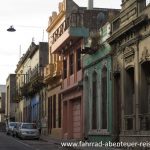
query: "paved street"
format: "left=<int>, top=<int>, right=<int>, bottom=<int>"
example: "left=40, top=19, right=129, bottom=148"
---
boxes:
left=0, top=132, right=126, bottom=150
left=0, top=132, right=69, bottom=150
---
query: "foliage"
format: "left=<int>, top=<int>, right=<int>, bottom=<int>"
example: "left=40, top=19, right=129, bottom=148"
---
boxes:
left=89, top=32, right=101, bottom=50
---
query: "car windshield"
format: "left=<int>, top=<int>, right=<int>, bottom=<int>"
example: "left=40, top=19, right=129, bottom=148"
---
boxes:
left=22, top=124, right=37, bottom=129
left=9, top=123, right=16, bottom=127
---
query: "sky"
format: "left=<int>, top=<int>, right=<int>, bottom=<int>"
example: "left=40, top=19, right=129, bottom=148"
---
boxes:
left=0, top=0, right=121, bottom=84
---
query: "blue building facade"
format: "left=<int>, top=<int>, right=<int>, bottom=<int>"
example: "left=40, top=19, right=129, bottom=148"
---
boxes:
left=31, top=94, right=39, bottom=122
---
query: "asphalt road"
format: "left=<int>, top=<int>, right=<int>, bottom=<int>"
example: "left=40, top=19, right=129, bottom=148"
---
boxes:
left=0, top=132, right=68, bottom=150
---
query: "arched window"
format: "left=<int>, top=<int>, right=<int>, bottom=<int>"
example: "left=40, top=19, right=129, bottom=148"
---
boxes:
left=63, top=57, right=67, bottom=79
left=101, top=66, right=107, bottom=129
left=140, top=61, right=150, bottom=130
left=69, top=52, right=74, bottom=75
left=92, top=71, right=97, bottom=129
left=84, top=75, right=90, bottom=134
left=124, top=67, right=134, bottom=130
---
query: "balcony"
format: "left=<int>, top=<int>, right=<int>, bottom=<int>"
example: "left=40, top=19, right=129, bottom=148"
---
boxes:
left=30, top=67, right=43, bottom=82
left=15, top=89, right=22, bottom=102
left=44, top=64, right=55, bottom=83
left=51, top=13, right=89, bottom=53
left=53, top=61, right=63, bottom=77
left=19, top=67, right=45, bottom=97
left=44, top=61, right=62, bottom=83
left=29, top=72, right=44, bottom=95
left=20, top=83, right=30, bottom=97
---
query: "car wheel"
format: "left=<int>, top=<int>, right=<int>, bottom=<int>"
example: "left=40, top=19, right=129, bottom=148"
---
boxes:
left=20, top=135, right=24, bottom=140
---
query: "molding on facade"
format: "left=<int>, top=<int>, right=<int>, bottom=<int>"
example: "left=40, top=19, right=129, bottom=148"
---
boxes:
left=140, top=46, right=150, bottom=63
left=108, top=14, right=148, bottom=44
left=124, top=46, right=135, bottom=69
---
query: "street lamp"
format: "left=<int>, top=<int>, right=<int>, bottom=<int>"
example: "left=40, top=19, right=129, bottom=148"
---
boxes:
left=7, top=25, right=16, bottom=32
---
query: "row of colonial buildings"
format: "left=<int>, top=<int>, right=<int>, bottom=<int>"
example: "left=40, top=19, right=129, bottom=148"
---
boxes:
left=5, top=0, right=150, bottom=145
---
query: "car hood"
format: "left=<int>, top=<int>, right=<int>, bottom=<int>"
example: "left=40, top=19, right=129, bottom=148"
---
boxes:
left=20, top=129, right=38, bottom=132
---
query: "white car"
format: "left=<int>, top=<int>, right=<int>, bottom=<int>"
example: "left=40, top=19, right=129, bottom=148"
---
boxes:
left=6, top=122, right=18, bottom=135
left=18, top=123, right=40, bottom=140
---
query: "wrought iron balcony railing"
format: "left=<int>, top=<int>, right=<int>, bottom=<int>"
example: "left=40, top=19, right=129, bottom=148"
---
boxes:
left=17, top=67, right=45, bottom=97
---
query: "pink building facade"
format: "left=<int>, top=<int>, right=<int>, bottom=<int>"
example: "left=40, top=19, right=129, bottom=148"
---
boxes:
left=61, top=40, right=83, bottom=139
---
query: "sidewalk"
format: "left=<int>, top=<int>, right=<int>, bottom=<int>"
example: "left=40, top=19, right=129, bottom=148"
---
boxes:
left=40, top=135, right=123, bottom=150
left=40, top=134, right=64, bottom=145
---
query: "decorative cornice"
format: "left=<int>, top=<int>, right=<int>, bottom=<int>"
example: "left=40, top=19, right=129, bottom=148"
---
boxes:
left=15, top=42, right=38, bottom=73
left=83, top=52, right=112, bottom=70
left=108, top=14, right=148, bottom=44
left=47, top=11, right=65, bottom=33
left=140, top=46, right=150, bottom=64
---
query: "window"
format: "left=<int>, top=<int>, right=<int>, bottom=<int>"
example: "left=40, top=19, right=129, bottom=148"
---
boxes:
left=124, top=67, right=134, bottom=130
left=139, top=0, right=146, bottom=12
left=0, top=100, right=1, bottom=109
left=112, top=18, right=120, bottom=32
left=76, top=48, right=81, bottom=71
left=48, top=97, right=52, bottom=133
left=69, top=52, right=74, bottom=75
left=22, top=123, right=37, bottom=129
left=92, top=72, right=97, bottom=129
left=101, top=66, right=107, bottom=129
left=63, top=58, right=67, bottom=79
left=58, top=94, right=61, bottom=128
left=140, top=62, right=150, bottom=130
left=41, top=93, right=44, bottom=117
left=84, top=75, right=90, bottom=132
left=53, top=95, right=56, bottom=128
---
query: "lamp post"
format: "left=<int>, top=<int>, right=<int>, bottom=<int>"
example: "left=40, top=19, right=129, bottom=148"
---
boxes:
left=7, top=25, right=45, bottom=41
left=5, top=25, right=46, bottom=123
left=7, top=25, right=16, bottom=32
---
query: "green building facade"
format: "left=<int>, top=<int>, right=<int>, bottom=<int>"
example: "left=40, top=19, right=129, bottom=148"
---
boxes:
left=83, top=23, right=113, bottom=142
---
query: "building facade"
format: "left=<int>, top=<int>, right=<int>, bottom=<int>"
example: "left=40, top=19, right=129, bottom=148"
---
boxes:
left=15, top=42, right=48, bottom=124
left=83, top=23, right=114, bottom=142
left=49, top=0, right=88, bottom=140
left=0, top=85, right=6, bottom=122
left=15, top=47, right=30, bottom=122
left=43, top=0, right=68, bottom=138
left=5, top=75, right=16, bottom=122
left=108, top=0, right=150, bottom=143
left=47, top=0, right=119, bottom=140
